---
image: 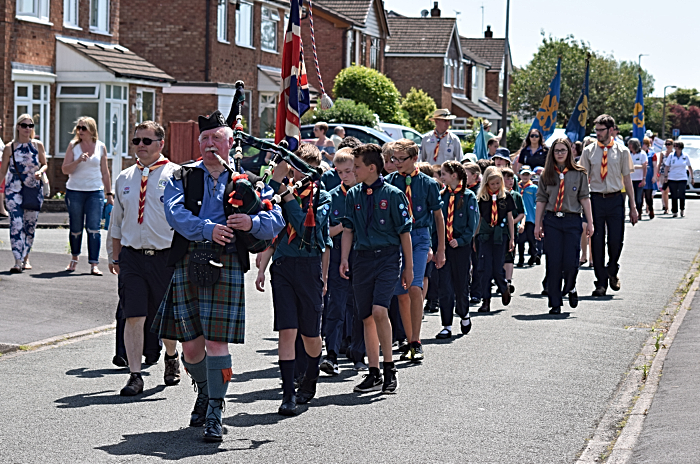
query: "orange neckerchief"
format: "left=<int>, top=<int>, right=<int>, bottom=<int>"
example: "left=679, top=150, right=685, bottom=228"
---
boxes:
left=519, top=180, right=533, bottom=191
left=286, top=183, right=314, bottom=244
left=400, top=168, right=420, bottom=217
left=487, top=188, right=499, bottom=226
left=597, top=140, right=614, bottom=181
left=446, top=184, right=463, bottom=241
left=554, top=166, right=569, bottom=212
left=433, top=130, right=449, bottom=162
left=135, top=157, right=170, bottom=224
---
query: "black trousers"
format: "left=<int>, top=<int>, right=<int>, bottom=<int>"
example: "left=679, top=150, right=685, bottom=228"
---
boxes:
left=643, top=189, right=655, bottom=215
left=543, top=213, right=581, bottom=308
left=668, top=180, right=687, bottom=214
left=478, top=235, right=508, bottom=299
left=590, top=193, right=625, bottom=289
left=517, top=222, right=536, bottom=260
left=438, top=246, right=471, bottom=326
left=470, top=241, right=482, bottom=299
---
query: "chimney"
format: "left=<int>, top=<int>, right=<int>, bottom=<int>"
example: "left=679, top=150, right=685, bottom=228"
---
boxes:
left=484, top=25, right=493, bottom=38
left=430, top=1, right=440, bottom=17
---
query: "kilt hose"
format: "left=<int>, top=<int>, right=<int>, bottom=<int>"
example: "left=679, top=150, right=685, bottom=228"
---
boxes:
left=152, top=242, right=246, bottom=344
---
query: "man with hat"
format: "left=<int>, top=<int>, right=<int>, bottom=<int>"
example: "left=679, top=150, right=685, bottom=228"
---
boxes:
left=420, top=109, right=463, bottom=165
left=482, top=119, right=503, bottom=144
left=153, top=110, right=285, bottom=442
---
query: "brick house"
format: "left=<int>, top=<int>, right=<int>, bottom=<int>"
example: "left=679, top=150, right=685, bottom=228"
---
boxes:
left=120, top=0, right=294, bottom=141
left=307, top=0, right=390, bottom=95
left=1, top=0, right=174, bottom=192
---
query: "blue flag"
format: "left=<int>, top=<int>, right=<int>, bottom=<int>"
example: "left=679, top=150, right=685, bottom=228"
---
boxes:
left=566, top=59, right=589, bottom=143
left=474, top=122, right=488, bottom=160
left=632, top=74, right=645, bottom=141
left=530, top=57, right=561, bottom=139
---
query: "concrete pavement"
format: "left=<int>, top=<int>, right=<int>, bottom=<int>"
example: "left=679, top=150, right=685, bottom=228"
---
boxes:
left=0, top=199, right=699, bottom=463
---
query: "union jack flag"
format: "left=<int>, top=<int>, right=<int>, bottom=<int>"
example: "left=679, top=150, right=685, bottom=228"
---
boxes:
left=274, top=0, right=310, bottom=152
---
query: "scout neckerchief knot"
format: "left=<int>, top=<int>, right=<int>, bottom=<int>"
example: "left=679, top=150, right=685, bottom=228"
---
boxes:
left=519, top=180, right=533, bottom=190
left=446, top=184, right=463, bottom=241
left=597, top=140, right=614, bottom=181
left=362, top=176, right=384, bottom=234
left=487, top=188, right=499, bottom=226
left=136, top=156, right=170, bottom=224
left=400, top=168, right=419, bottom=217
left=433, top=130, right=449, bottom=162
left=554, top=166, right=569, bottom=212
left=286, top=181, right=316, bottom=244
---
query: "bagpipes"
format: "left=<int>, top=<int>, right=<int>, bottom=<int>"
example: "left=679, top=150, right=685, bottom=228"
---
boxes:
left=210, top=81, right=323, bottom=253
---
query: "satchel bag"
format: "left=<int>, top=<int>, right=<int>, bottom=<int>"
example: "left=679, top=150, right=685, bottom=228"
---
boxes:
left=11, top=143, right=44, bottom=212
left=188, top=247, right=223, bottom=287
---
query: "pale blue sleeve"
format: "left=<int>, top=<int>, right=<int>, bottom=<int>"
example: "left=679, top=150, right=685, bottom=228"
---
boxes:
left=248, top=184, right=285, bottom=240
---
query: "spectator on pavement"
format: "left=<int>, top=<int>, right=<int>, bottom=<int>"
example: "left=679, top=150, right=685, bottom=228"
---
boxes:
left=627, top=138, right=647, bottom=218
left=513, top=128, right=547, bottom=174
left=0, top=114, right=47, bottom=273
left=62, top=117, right=113, bottom=275
left=482, top=119, right=503, bottom=144
left=657, top=139, right=673, bottom=214
left=109, top=121, right=181, bottom=396
left=665, top=141, right=693, bottom=218
left=579, top=114, right=638, bottom=297
left=313, top=121, right=335, bottom=165
left=642, top=137, right=658, bottom=219
left=331, top=125, right=345, bottom=150
left=0, top=120, right=8, bottom=218
left=420, top=109, right=463, bottom=165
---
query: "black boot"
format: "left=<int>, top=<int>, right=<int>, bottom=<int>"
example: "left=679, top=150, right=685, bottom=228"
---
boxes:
left=203, top=398, right=225, bottom=442
left=278, top=393, right=297, bottom=416
left=477, top=299, right=491, bottom=312
left=296, top=375, right=318, bottom=404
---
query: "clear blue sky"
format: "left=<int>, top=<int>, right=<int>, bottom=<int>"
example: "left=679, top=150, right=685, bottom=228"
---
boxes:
left=384, top=0, right=694, bottom=97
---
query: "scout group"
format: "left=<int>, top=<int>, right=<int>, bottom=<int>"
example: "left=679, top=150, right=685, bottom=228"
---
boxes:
left=106, top=108, right=644, bottom=443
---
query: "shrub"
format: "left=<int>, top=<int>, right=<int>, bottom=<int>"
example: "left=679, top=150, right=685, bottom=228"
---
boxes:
left=300, top=98, right=377, bottom=127
left=506, top=116, right=531, bottom=153
left=401, top=88, right=437, bottom=133
left=333, top=66, right=407, bottom=125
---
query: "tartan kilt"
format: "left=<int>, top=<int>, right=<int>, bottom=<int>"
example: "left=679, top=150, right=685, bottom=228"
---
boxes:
left=152, top=242, right=246, bottom=343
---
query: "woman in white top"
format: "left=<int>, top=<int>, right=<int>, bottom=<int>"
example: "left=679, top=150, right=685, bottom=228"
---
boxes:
left=627, top=138, right=648, bottom=218
left=664, top=140, right=693, bottom=218
left=657, top=139, right=674, bottom=213
left=61, top=117, right=113, bottom=275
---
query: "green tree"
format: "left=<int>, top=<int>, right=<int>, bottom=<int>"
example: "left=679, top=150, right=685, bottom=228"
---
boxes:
left=668, top=88, right=700, bottom=107
left=505, top=116, right=531, bottom=153
left=401, top=88, right=437, bottom=133
left=300, top=98, right=377, bottom=127
left=333, top=66, right=408, bottom=125
left=509, top=34, right=654, bottom=133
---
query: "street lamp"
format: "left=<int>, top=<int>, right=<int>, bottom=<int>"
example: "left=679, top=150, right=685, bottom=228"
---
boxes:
left=662, top=85, right=677, bottom=139
left=638, top=54, right=648, bottom=68
left=500, top=0, right=510, bottom=146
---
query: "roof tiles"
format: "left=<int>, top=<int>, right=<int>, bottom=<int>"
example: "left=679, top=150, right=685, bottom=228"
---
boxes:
left=70, top=41, right=175, bottom=83
left=386, top=17, right=456, bottom=55
left=460, top=38, right=507, bottom=71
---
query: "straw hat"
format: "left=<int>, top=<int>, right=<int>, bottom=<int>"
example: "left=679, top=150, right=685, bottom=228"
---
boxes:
left=429, top=109, right=457, bottom=120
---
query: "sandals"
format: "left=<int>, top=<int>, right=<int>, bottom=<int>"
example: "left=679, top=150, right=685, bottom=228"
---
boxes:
left=65, top=259, right=78, bottom=272
left=22, top=259, right=32, bottom=270
left=91, top=266, right=103, bottom=276
left=9, top=265, right=22, bottom=274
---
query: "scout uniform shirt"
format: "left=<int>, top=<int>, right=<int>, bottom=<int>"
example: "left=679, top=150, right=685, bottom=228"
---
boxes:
left=111, top=158, right=178, bottom=250
left=329, top=183, right=352, bottom=248
left=419, top=131, right=463, bottom=165
left=477, top=193, right=516, bottom=244
left=269, top=179, right=332, bottom=259
left=321, top=168, right=341, bottom=192
left=341, top=180, right=412, bottom=251
left=536, top=170, right=590, bottom=213
left=386, top=171, right=443, bottom=229
left=519, top=181, right=538, bottom=223
left=440, top=186, right=478, bottom=247
left=580, top=141, right=633, bottom=194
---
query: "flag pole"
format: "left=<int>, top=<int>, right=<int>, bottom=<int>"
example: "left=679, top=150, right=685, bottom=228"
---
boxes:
left=500, top=0, right=510, bottom=146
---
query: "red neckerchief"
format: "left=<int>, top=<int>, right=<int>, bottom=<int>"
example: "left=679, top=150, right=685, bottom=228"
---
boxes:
left=135, top=157, right=170, bottom=224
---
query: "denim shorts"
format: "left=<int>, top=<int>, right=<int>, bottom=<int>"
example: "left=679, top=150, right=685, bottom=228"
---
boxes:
left=271, top=256, right=324, bottom=337
left=395, top=227, right=431, bottom=295
left=352, top=247, right=401, bottom=320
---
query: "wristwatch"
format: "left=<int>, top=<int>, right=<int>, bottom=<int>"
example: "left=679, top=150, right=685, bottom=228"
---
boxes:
left=111, top=259, right=119, bottom=265
left=105, top=192, right=114, bottom=196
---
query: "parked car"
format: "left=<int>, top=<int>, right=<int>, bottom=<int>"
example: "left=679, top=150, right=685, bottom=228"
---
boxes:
left=300, top=123, right=394, bottom=146
left=680, top=138, right=700, bottom=195
left=378, top=123, right=423, bottom=147
left=422, top=129, right=473, bottom=142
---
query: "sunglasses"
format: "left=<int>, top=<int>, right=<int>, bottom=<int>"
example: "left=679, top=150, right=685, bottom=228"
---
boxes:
left=665, top=143, right=673, bottom=146
left=19, top=123, right=35, bottom=129
left=529, top=134, right=540, bottom=138
left=76, top=125, right=89, bottom=132
left=132, top=137, right=162, bottom=146
left=553, top=149, right=568, bottom=155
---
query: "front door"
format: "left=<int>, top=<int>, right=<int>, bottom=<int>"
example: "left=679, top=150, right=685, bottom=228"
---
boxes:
left=109, top=103, right=123, bottom=179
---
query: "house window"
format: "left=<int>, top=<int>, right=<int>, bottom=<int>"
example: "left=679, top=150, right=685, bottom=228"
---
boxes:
left=472, top=66, right=478, bottom=89
left=360, top=35, right=366, bottom=66
left=14, top=82, right=50, bottom=151
left=444, top=58, right=451, bottom=87
left=259, top=93, right=277, bottom=137
left=63, top=0, right=78, bottom=27
left=217, top=0, right=228, bottom=43
left=452, top=59, right=458, bottom=88
left=348, top=31, right=356, bottom=66
left=17, top=0, right=50, bottom=21
left=102, top=84, right=128, bottom=157
left=135, top=89, right=155, bottom=124
left=261, top=7, right=280, bottom=52
left=458, top=62, right=465, bottom=89
left=236, top=1, right=253, bottom=48
left=89, top=0, right=109, bottom=33
left=58, top=102, right=99, bottom=154
left=499, top=67, right=504, bottom=98
left=370, top=38, right=379, bottom=70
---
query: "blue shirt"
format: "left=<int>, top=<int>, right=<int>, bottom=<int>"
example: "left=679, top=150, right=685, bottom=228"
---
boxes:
left=269, top=179, right=332, bottom=259
left=321, top=168, right=341, bottom=192
left=385, top=171, right=443, bottom=230
left=164, top=160, right=285, bottom=242
left=518, top=182, right=538, bottom=223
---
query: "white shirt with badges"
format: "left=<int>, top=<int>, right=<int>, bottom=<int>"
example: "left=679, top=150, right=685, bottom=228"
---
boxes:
left=630, top=151, right=647, bottom=181
left=110, top=158, right=178, bottom=250
left=419, top=131, right=463, bottom=165
left=664, top=153, right=692, bottom=182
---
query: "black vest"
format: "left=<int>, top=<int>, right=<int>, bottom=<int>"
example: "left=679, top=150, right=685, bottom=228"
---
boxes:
left=167, top=165, right=251, bottom=272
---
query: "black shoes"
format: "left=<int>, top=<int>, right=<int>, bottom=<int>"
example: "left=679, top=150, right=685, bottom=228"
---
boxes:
left=478, top=300, right=491, bottom=312
left=144, top=353, right=160, bottom=366
left=541, top=288, right=548, bottom=296
left=436, top=328, right=452, bottom=339
left=320, top=356, right=339, bottom=376
left=112, top=355, right=128, bottom=368
left=190, top=388, right=209, bottom=427
left=535, top=256, right=541, bottom=265
left=469, top=297, right=481, bottom=306
left=164, top=357, right=181, bottom=386
left=203, top=399, right=224, bottom=442
left=354, top=371, right=382, bottom=392
left=501, top=288, right=511, bottom=306
left=411, top=342, right=425, bottom=362
left=508, top=281, right=515, bottom=294
left=278, top=393, right=297, bottom=416
left=609, top=275, right=621, bottom=291
left=516, top=259, right=524, bottom=268
left=382, top=367, right=398, bottom=394
left=295, top=375, right=318, bottom=404
left=423, top=299, right=439, bottom=313
left=569, top=290, right=579, bottom=309
left=460, top=317, right=472, bottom=335
left=527, top=256, right=537, bottom=266
left=549, top=306, right=562, bottom=315
left=120, top=372, right=144, bottom=396
left=592, top=286, right=607, bottom=297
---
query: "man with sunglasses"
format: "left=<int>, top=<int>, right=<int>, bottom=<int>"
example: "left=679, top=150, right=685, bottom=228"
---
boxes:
left=109, top=121, right=181, bottom=397
left=420, top=109, right=463, bottom=165
left=579, top=114, right=638, bottom=297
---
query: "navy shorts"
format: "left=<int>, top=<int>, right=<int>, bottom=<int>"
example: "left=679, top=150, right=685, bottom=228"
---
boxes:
left=424, top=260, right=435, bottom=279
left=353, top=246, right=401, bottom=320
left=119, top=247, right=173, bottom=319
left=271, top=256, right=324, bottom=337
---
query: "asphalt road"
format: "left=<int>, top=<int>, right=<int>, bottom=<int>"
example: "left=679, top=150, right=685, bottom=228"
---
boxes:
left=0, top=199, right=699, bottom=463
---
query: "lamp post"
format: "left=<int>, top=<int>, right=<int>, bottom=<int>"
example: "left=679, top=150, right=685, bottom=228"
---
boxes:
left=638, top=54, right=648, bottom=68
left=500, top=0, right=510, bottom=146
left=661, top=85, right=677, bottom=139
